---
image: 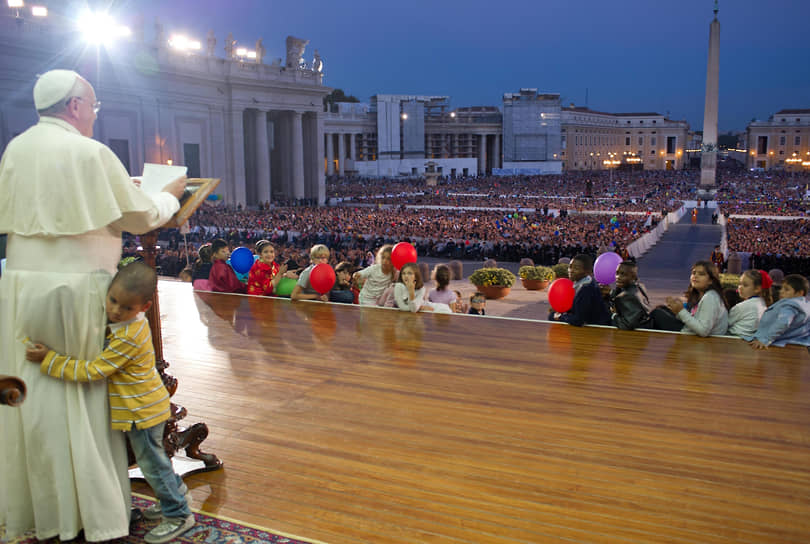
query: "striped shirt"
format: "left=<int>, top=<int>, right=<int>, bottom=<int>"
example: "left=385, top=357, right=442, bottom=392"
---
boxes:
left=41, top=316, right=171, bottom=430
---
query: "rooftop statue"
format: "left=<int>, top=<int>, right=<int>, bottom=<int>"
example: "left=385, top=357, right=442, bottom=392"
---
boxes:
left=224, top=32, right=235, bottom=59
left=154, top=17, right=164, bottom=48
left=255, top=38, right=266, bottom=64
left=285, top=36, right=309, bottom=68
left=312, top=49, right=323, bottom=72
left=206, top=30, right=216, bottom=57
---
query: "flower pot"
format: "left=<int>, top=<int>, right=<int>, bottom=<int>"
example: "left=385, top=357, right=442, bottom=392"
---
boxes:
left=474, top=285, right=511, bottom=300
left=521, top=279, right=549, bottom=291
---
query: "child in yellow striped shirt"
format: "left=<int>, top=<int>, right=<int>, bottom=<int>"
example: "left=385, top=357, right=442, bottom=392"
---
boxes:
left=25, top=262, right=194, bottom=544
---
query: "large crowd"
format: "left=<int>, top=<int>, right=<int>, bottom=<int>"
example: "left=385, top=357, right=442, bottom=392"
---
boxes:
left=327, top=169, right=697, bottom=214
left=122, top=164, right=810, bottom=280
left=716, top=169, right=809, bottom=216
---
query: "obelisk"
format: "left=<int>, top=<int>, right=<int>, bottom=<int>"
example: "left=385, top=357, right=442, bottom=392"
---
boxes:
left=700, top=0, right=720, bottom=186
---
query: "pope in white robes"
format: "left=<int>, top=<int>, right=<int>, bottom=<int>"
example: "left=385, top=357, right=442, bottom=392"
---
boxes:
left=0, top=70, right=186, bottom=541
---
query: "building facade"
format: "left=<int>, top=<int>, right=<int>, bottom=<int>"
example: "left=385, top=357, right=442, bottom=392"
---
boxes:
left=323, top=94, right=690, bottom=178
left=501, top=89, right=562, bottom=174
left=560, top=106, right=689, bottom=172
left=745, top=109, right=810, bottom=171
left=0, top=9, right=329, bottom=206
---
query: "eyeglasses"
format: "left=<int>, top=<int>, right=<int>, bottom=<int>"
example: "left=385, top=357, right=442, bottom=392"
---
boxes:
left=71, top=96, right=101, bottom=114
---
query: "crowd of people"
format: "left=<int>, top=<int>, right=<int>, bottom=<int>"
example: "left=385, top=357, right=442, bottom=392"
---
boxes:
left=151, top=205, right=653, bottom=269
left=327, top=169, right=698, bottom=215
left=194, top=238, right=810, bottom=350
left=725, top=218, right=810, bottom=276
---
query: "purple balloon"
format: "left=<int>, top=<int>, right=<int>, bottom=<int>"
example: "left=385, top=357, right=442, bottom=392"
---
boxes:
left=593, top=251, right=623, bottom=284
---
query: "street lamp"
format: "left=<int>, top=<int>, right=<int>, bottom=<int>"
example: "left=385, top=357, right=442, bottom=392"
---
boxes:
left=786, top=152, right=801, bottom=180
left=603, top=152, right=620, bottom=183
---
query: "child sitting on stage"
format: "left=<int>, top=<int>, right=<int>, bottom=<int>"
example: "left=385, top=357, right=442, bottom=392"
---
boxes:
left=748, top=274, right=810, bottom=349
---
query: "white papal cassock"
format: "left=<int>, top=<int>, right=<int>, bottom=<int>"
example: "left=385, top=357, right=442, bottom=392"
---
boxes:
left=0, top=116, right=179, bottom=541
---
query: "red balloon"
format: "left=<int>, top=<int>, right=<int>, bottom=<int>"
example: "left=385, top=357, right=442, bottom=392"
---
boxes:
left=391, top=242, right=418, bottom=270
left=548, top=278, right=575, bottom=313
left=309, top=263, right=336, bottom=295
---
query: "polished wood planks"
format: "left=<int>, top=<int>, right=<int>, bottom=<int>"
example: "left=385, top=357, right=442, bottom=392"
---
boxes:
left=137, top=281, right=810, bottom=543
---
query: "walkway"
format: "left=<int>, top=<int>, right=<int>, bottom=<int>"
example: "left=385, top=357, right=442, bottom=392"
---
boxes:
left=636, top=207, right=722, bottom=293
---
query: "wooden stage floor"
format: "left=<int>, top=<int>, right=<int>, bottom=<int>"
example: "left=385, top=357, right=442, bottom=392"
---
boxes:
left=140, top=281, right=810, bottom=543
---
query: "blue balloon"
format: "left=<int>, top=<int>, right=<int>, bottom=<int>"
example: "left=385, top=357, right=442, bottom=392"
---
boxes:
left=206, top=194, right=218, bottom=201
left=230, top=247, right=254, bottom=274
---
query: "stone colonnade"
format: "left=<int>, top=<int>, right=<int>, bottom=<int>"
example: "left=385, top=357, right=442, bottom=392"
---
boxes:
left=322, top=131, right=503, bottom=175
left=241, top=108, right=323, bottom=205
left=324, top=132, right=360, bottom=176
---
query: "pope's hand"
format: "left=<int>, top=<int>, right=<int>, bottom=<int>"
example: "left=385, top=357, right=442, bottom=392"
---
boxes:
left=162, top=175, right=187, bottom=200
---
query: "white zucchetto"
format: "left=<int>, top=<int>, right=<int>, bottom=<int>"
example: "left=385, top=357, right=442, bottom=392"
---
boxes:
left=33, top=69, right=80, bottom=110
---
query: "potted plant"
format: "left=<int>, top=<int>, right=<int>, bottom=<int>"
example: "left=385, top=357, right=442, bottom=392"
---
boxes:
left=519, top=265, right=554, bottom=290
left=551, top=263, right=569, bottom=280
left=469, top=267, right=516, bottom=299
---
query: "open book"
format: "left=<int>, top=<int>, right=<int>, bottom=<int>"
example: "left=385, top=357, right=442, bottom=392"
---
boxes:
left=137, top=163, right=220, bottom=228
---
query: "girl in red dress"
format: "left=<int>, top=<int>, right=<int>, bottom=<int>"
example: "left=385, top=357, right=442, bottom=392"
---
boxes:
left=247, top=240, right=288, bottom=296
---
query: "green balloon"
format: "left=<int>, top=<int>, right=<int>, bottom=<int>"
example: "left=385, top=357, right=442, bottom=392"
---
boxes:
left=275, top=277, right=297, bottom=297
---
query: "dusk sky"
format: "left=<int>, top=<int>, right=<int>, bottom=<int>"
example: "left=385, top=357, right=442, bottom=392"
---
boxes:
left=113, top=0, right=810, bottom=133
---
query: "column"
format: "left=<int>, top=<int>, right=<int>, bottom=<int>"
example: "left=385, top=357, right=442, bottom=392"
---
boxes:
left=326, top=133, right=334, bottom=175
left=349, top=133, right=356, bottom=161
left=478, top=134, right=487, bottom=175
left=338, top=133, right=346, bottom=176
left=227, top=108, right=246, bottom=205
left=254, top=110, right=271, bottom=204
left=493, top=134, right=501, bottom=169
left=291, top=111, right=305, bottom=199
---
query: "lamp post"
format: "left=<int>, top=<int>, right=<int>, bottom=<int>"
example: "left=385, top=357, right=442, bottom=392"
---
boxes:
left=786, top=152, right=801, bottom=180
left=603, top=152, right=619, bottom=184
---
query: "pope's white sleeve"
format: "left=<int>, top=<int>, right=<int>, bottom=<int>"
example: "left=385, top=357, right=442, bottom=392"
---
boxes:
left=111, top=192, right=180, bottom=234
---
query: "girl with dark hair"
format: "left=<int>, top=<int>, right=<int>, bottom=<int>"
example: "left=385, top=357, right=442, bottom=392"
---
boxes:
left=393, top=262, right=429, bottom=312
left=247, top=240, right=288, bottom=296
left=655, top=260, right=729, bottom=336
left=191, top=243, right=213, bottom=290
left=428, top=264, right=457, bottom=306
left=727, top=269, right=771, bottom=338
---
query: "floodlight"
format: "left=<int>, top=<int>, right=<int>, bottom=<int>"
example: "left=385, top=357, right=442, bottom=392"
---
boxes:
left=31, top=5, right=46, bottom=16
left=8, top=0, right=24, bottom=8
left=78, top=11, right=131, bottom=46
left=169, top=34, right=200, bottom=51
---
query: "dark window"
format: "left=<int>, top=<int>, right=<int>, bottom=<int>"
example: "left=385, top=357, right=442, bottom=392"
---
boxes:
left=183, top=143, right=201, bottom=178
left=779, top=136, right=786, bottom=145
left=757, top=136, right=768, bottom=155
left=108, top=139, right=131, bottom=174
left=625, top=136, right=630, bottom=146
left=666, top=136, right=676, bottom=154
left=795, top=136, right=801, bottom=146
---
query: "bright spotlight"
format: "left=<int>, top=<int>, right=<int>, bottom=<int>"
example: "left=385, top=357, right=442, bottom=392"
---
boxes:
left=78, top=11, right=131, bottom=46
left=8, top=0, right=24, bottom=8
left=235, top=47, right=247, bottom=57
left=168, top=34, right=201, bottom=51
left=31, top=5, right=46, bottom=16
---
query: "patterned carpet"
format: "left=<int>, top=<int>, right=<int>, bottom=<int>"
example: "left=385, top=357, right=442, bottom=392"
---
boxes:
left=3, top=494, right=317, bottom=544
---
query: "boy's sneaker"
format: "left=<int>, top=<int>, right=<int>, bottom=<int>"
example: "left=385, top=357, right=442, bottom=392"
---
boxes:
left=144, top=513, right=195, bottom=544
left=142, top=486, right=193, bottom=521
